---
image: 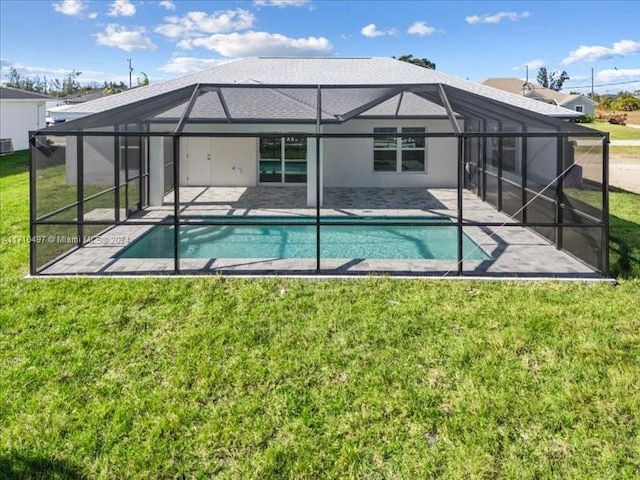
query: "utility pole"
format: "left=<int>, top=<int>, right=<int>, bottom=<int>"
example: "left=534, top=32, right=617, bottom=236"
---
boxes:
left=591, top=68, right=594, bottom=99
left=524, top=65, right=529, bottom=95
left=127, top=58, right=133, bottom=89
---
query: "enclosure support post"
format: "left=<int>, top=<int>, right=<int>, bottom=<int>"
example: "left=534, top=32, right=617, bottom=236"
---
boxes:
left=172, top=135, right=180, bottom=273
left=457, top=135, right=464, bottom=276
left=124, top=125, right=129, bottom=218
left=521, top=126, right=528, bottom=223
left=114, top=126, right=120, bottom=223
left=481, top=120, right=487, bottom=203
left=77, top=135, right=84, bottom=246
left=555, top=137, right=564, bottom=250
left=602, top=133, right=610, bottom=276
left=141, top=128, right=148, bottom=208
left=497, top=122, right=503, bottom=212
left=29, top=133, right=37, bottom=275
left=316, top=85, right=321, bottom=273
left=138, top=123, right=144, bottom=211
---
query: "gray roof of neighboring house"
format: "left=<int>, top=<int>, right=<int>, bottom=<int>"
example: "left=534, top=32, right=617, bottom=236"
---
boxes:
left=0, top=86, right=51, bottom=100
left=482, top=78, right=596, bottom=107
left=57, top=57, right=581, bottom=120
left=58, top=88, right=106, bottom=104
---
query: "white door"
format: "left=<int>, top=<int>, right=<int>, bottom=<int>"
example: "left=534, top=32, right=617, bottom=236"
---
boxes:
left=185, top=138, right=211, bottom=186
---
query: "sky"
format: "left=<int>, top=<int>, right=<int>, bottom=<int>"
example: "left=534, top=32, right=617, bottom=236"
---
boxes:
left=1, top=0, right=639, bottom=94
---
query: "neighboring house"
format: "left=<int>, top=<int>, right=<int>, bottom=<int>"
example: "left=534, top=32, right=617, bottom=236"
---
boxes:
left=482, top=78, right=596, bottom=116
left=0, top=86, right=50, bottom=151
left=46, top=89, right=108, bottom=124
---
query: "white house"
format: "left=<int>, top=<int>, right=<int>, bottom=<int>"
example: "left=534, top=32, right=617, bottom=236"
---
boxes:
left=482, top=78, right=597, bottom=116
left=32, top=57, right=608, bottom=277
left=45, top=57, right=582, bottom=207
left=0, top=86, right=50, bottom=151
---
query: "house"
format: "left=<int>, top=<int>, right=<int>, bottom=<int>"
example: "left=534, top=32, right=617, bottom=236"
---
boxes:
left=32, top=57, right=607, bottom=277
left=46, top=89, right=108, bottom=125
left=482, top=78, right=596, bottom=116
left=0, top=86, right=50, bottom=151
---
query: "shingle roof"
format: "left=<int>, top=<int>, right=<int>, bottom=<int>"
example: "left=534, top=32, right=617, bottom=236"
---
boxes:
left=0, top=86, right=51, bottom=100
left=58, top=57, right=580, bottom=119
left=481, top=78, right=595, bottom=107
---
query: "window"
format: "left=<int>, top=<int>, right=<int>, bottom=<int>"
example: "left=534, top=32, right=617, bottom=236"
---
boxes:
left=575, top=105, right=584, bottom=113
left=373, top=127, right=426, bottom=173
left=259, top=136, right=307, bottom=183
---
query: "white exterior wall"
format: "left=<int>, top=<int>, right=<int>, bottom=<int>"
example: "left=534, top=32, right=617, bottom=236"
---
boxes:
left=179, top=123, right=316, bottom=187
left=323, top=119, right=458, bottom=188
left=65, top=127, right=116, bottom=186
left=0, top=100, right=46, bottom=150
left=169, top=119, right=458, bottom=189
left=563, top=97, right=595, bottom=116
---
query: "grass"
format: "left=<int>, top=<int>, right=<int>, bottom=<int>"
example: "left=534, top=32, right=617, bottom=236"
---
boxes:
left=1, top=150, right=640, bottom=478
left=610, top=145, right=640, bottom=156
left=582, top=122, right=640, bottom=140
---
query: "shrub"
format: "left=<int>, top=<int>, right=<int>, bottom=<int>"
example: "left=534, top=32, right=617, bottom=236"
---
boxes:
left=575, top=114, right=595, bottom=123
left=608, top=113, right=628, bottom=125
left=611, top=94, right=640, bottom=112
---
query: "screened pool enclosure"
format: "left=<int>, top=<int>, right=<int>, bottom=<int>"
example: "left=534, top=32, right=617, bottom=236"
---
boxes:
left=30, top=82, right=609, bottom=277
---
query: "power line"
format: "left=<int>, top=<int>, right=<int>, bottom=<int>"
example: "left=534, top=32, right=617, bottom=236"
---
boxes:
left=567, top=79, right=640, bottom=89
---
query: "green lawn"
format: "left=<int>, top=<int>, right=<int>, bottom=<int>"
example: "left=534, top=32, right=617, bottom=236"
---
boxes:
left=1, top=151, right=639, bottom=478
left=610, top=145, right=640, bottom=156
left=582, top=122, right=640, bottom=140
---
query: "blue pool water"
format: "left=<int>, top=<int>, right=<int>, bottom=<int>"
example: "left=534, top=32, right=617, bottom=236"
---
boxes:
left=119, top=217, right=490, bottom=260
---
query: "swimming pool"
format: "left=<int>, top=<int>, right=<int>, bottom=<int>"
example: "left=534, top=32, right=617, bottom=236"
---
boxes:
left=118, top=216, right=490, bottom=261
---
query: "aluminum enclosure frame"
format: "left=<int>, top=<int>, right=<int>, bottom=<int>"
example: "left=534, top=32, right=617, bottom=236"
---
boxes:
left=30, top=83, right=609, bottom=277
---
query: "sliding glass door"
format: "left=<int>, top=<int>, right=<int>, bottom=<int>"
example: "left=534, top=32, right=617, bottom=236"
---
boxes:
left=259, top=136, right=307, bottom=184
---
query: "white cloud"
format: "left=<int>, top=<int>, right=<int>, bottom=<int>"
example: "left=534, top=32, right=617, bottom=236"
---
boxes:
left=159, top=57, right=230, bottom=74
left=159, top=0, right=176, bottom=10
left=52, top=0, right=86, bottom=16
left=562, top=40, right=640, bottom=64
left=596, top=68, right=640, bottom=83
left=465, top=11, right=530, bottom=24
left=87, top=12, right=98, bottom=19
left=94, top=24, right=157, bottom=51
left=407, top=21, right=436, bottom=36
left=156, top=9, right=255, bottom=38
left=178, top=31, right=332, bottom=57
left=108, top=0, right=136, bottom=17
left=512, top=58, right=546, bottom=71
left=253, top=0, right=310, bottom=6
left=361, top=23, right=392, bottom=38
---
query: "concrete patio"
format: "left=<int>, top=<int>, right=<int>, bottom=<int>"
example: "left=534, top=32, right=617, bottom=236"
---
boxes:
left=39, top=187, right=599, bottom=277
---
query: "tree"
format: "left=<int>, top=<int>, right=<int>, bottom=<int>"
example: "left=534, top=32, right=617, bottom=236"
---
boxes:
left=611, top=93, right=640, bottom=112
left=103, top=84, right=123, bottom=96
left=61, top=70, right=82, bottom=96
left=536, top=67, right=570, bottom=91
left=138, top=72, right=150, bottom=87
left=537, top=67, right=549, bottom=88
left=5, top=67, right=23, bottom=89
left=394, top=54, right=436, bottom=70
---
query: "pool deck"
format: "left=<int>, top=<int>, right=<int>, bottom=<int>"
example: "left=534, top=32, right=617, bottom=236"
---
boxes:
left=39, top=187, right=599, bottom=277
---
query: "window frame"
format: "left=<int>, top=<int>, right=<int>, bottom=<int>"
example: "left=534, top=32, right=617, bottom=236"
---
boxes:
left=258, top=136, right=308, bottom=185
left=373, top=126, right=427, bottom=174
